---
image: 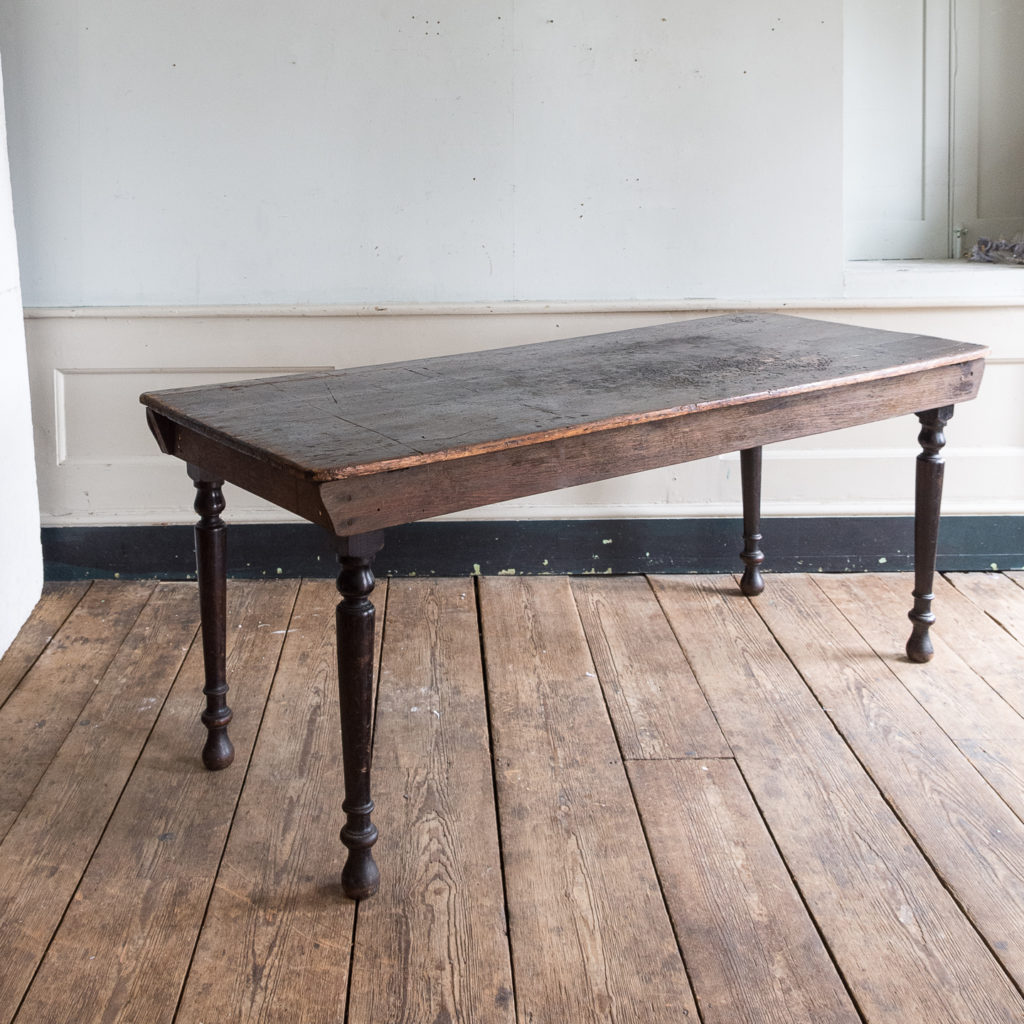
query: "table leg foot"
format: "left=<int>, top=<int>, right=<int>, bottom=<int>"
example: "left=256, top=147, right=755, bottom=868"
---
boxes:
left=906, top=597, right=936, bottom=663
left=340, top=801, right=380, bottom=900
left=335, top=531, right=385, bottom=900
left=189, top=466, right=234, bottom=771
left=906, top=407, right=953, bottom=663
left=739, top=446, right=765, bottom=596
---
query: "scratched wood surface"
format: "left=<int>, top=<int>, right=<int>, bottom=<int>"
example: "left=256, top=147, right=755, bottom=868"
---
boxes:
left=140, top=316, right=986, bottom=537
left=3, top=571, right=1024, bottom=1023
left=141, top=314, right=986, bottom=480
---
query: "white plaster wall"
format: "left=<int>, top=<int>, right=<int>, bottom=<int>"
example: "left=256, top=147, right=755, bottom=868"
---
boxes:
left=0, top=53, right=42, bottom=654
left=0, top=1, right=844, bottom=306
left=2, top=3, right=1019, bottom=533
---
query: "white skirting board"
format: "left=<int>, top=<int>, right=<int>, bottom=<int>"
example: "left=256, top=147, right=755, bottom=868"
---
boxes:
left=24, top=301, right=1024, bottom=527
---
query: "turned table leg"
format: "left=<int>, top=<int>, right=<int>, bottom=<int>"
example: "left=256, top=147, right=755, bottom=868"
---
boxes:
left=739, top=446, right=765, bottom=596
left=906, top=406, right=954, bottom=663
left=188, top=465, right=234, bottom=770
left=335, top=531, right=385, bottom=900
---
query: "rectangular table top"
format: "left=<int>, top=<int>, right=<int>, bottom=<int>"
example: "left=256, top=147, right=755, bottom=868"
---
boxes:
left=142, top=313, right=986, bottom=483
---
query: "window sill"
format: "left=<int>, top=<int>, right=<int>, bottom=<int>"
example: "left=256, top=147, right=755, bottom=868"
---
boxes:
left=844, top=260, right=1024, bottom=305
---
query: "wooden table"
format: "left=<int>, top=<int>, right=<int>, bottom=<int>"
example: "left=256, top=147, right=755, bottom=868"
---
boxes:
left=141, top=312, right=987, bottom=900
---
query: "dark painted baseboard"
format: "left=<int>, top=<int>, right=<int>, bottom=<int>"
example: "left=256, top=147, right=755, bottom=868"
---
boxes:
left=41, top=517, right=1024, bottom=580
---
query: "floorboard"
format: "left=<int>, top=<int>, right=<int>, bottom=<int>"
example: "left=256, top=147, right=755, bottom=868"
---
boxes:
left=947, top=571, right=1024, bottom=646
left=347, top=579, right=514, bottom=1024
left=0, top=583, right=198, bottom=1024
left=571, top=576, right=729, bottom=760
left=0, top=582, right=90, bottom=708
left=929, top=575, right=1024, bottom=715
left=816, top=573, right=1024, bottom=820
left=651, top=574, right=1024, bottom=1024
left=176, top=580, right=356, bottom=1024
left=630, top=757, right=859, bottom=1024
left=755, top=574, right=1024, bottom=991
left=480, top=577, right=698, bottom=1024
left=2, top=572, right=1024, bottom=1024
left=0, top=581, right=155, bottom=840
left=11, top=581, right=298, bottom=1024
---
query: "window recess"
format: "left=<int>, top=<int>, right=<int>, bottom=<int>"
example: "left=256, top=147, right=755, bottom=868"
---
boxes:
left=844, top=0, right=1024, bottom=261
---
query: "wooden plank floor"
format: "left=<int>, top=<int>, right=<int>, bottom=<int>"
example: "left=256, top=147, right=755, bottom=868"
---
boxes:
left=2, top=573, right=1024, bottom=1023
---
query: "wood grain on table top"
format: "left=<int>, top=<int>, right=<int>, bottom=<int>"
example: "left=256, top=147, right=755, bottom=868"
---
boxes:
left=140, top=313, right=987, bottom=481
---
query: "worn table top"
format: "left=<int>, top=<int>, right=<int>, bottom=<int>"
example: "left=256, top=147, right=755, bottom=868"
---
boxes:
left=141, top=313, right=986, bottom=486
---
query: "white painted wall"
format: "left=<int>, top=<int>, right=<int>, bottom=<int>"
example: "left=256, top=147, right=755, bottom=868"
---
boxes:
left=1, top=3, right=1020, bottom=533
left=0, top=1, right=844, bottom=306
left=0, top=53, right=42, bottom=653
left=844, top=0, right=1024, bottom=259
left=843, top=0, right=951, bottom=259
